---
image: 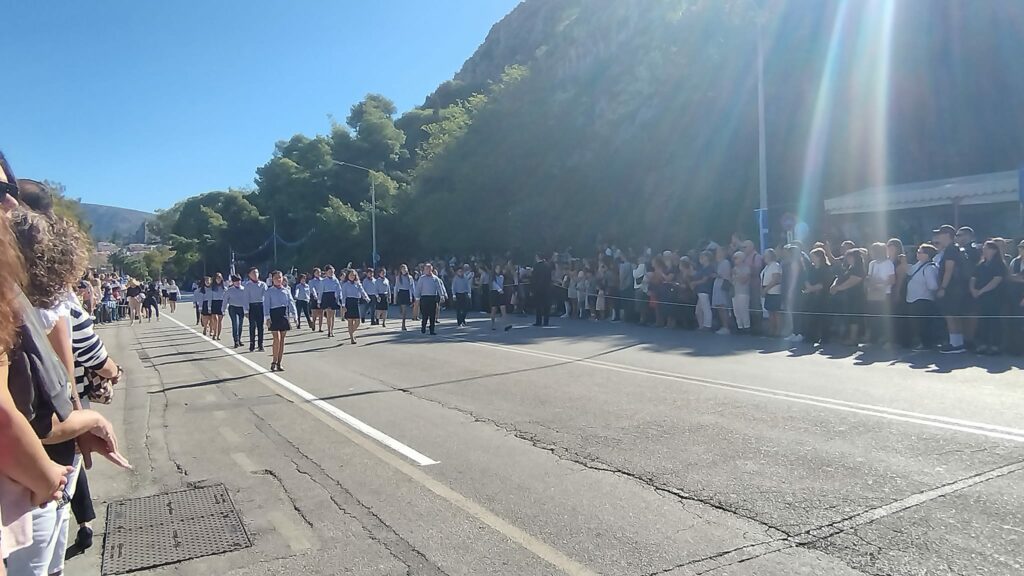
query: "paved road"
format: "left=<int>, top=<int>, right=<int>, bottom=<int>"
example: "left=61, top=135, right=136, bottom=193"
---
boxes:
left=82, top=307, right=1023, bottom=575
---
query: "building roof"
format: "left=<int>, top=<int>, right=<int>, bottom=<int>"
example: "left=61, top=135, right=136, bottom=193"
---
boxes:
left=824, top=170, right=1020, bottom=215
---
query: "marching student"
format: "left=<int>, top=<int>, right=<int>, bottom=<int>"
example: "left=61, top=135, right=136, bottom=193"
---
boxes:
left=309, top=267, right=324, bottom=333
left=143, top=279, right=161, bottom=322
left=394, top=263, right=417, bottom=331
left=208, top=272, right=226, bottom=340
left=451, top=264, right=472, bottom=326
left=374, top=267, right=391, bottom=327
left=293, top=273, right=314, bottom=329
left=264, top=270, right=297, bottom=371
left=342, top=268, right=371, bottom=344
left=166, top=278, right=179, bottom=313
left=361, top=268, right=378, bottom=325
left=224, top=274, right=247, bottom=348
left=199, top=276, right=212, bottom=335
left=415, top=262, right=448, bottom=335
left=319, top=265, right=342, bottom=338
left=489, top=265, right=512, bottom=331
left=244, top=267, right=267, bottom=352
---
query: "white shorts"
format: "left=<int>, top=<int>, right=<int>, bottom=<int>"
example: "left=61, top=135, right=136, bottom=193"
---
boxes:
left=5, top=454, right=81, bottom=576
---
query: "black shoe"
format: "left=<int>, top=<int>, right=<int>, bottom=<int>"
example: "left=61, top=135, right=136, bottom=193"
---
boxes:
left=258, top=346, right=265, bottom=352
left=249, top=347, right=255, bottom=352
left=421, top=327, right=426, bottom=334
left=76, top=525, right=94, bottom=550
left=939, top=344, right=966, bottom=354
left=504, top=324, right=513, bottom=332
left=430, top=330, right=436, bottom=335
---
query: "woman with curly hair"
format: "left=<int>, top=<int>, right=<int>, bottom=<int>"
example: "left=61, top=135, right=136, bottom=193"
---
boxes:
left=0, top=153, right=75, bottom=570
left=6, top=207, right=130, bottom=576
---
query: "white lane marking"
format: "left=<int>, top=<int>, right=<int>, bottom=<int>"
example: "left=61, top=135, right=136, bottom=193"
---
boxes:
left=163, top=315, right=439, bottom=466
left=454, top=339, right=1024, bottom=443
left=285, top=380, right=600, bottom=576
left=231, top=452, right=257, bottom=472
left=219, top=426, right=241, bottom=444
left=809, top=459, right=1024, bottom=539
left=267, top=510, right=312, bottom=552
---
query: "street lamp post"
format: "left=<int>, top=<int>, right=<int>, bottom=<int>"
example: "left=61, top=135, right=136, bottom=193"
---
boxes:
left=332, top=160, right=378, bottom=266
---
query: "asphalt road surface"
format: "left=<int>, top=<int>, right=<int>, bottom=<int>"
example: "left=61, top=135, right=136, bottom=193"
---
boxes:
left=82, top=305, right=1024, bottom=576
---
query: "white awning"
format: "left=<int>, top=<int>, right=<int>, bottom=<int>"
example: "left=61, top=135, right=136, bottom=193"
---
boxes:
left=824, top=170, right=1020, bottom=215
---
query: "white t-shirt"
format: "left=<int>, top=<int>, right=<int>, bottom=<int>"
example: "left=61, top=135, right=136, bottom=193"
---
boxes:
left=760, top=262, right=782, bottom=295
left=867, top=259, right=896, bottom=299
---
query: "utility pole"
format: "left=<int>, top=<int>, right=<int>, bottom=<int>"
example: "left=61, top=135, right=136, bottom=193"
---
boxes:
left=332, top=160, right=378, bottom=266
left=756, top=13, right=770, bottom=252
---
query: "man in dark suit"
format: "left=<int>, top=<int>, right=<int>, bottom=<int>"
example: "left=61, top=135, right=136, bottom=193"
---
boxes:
left=532, top=252, right=553, bottom=327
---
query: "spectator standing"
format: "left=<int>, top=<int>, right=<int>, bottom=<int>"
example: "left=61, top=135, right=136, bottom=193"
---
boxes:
left=970, top=240, right=1007, bottom=355
left=712, top=245, right=733, bottom=335
left=730, top=251, right=751, bottom=333
left=830, top=249, right=866, bottom=345
left=760, top=249, right=783, bottom=336
left=692, top=252, right=715, bottom=330
left=906, top=244, right=940, bottom=350
left=802, top=248, right=834, bottom=345
left=932, top=225, right=969, bottom=354
left=866, top=242, right=896, bottom=345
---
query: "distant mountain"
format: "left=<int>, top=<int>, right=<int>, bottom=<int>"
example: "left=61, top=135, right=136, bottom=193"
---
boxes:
left=79, top=203, right=154, bottom=242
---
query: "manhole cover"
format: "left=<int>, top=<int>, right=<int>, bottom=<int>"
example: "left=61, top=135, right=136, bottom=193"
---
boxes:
left=101, top=484, right=251, bottom=575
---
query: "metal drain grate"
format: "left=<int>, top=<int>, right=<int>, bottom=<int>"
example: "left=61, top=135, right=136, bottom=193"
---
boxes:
left=101, top=484, right=251, bottom=575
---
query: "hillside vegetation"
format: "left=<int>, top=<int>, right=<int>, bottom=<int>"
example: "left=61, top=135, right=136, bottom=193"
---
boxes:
left=150, top=0, right=1024, bottom=278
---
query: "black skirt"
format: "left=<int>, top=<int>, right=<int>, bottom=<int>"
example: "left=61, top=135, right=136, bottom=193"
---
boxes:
left=269, top=307, right=290, bottom=332
left=210, top=300, right=224, bottom=315
left=168, top=293, right=178, bottom=302
left=344, top=297, right=362, bottom=319
left=310, top=295, right=320, bottom=310
left=201, top=302, right=210, bottom=316
left=321, top=292, right=340, bottom=310
left=375, top=296, right=389, bottom=311
left=396, top=289, right=412, bottom=306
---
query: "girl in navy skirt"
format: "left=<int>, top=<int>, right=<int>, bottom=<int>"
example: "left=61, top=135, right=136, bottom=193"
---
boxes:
left=199, top=276, right=212, bottom=336
left=264, top=270, right=297, bottom=371
left=341, top=269, right=370, bottom=344
left=319, top=265, right=342, bottom=338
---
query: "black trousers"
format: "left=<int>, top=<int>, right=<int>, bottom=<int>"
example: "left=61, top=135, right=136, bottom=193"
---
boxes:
left=534, top=289, right=550, bottom=325
left=248, top=302, right=264, bottom=349
left=71, top=468, right=96, bottom=524
left=455, top=293, right=470, bottom=325
left=909, top=299, right=939, bottom=347
left=295, top=299, right=312, bottom=327
left=420, top=295, right=439, bottom=333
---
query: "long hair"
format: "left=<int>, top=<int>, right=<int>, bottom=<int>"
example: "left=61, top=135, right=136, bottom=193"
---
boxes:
left=9, top=209, right=89, bottom=309
left=0, top=218, right=26, bottom=351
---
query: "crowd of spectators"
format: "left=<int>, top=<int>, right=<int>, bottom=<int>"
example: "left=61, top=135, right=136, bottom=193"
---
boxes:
left=412, top=224, right=1024, bottom=357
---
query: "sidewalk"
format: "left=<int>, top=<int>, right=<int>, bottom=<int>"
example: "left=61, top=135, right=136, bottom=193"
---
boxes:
left=75, top=317, right=408, bottom=575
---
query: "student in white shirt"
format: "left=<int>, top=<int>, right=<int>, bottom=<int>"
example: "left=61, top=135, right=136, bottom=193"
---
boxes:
left=866, top=242, right=896, bottom=345
left=906, top=244, right=940, bottom=350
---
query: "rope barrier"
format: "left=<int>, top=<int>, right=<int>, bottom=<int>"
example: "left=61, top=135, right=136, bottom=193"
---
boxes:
left=434, top=279, right=1024, bottom=320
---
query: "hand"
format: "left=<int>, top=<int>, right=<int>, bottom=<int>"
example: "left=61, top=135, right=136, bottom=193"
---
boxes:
left=970, top=288, right=980, bottom=298
left=78, top=431, right=132, bottom=470
left=31, top=462, right=74, bottom=507
left=937, top=288, right=945, bottom=298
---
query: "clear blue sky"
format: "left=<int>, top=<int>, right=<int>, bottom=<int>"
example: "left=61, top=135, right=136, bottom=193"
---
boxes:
left=0, top=1, right=520, bottom=212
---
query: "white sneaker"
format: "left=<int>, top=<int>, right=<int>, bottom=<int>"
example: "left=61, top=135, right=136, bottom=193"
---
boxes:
left=782, top=334, right=796, bottom=342
left=560, top=314, right=569, bottom=319
left=716, top=328, right=731, bottom=335
left=789, top=334, right=804, bottom=343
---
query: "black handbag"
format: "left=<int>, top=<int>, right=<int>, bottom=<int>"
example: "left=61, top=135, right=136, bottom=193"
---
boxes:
left=8, top=293, right=75, bottom=438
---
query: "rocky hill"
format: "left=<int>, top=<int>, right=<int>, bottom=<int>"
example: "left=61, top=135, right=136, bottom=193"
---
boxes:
left=79, top=203, right=153, bottom=242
